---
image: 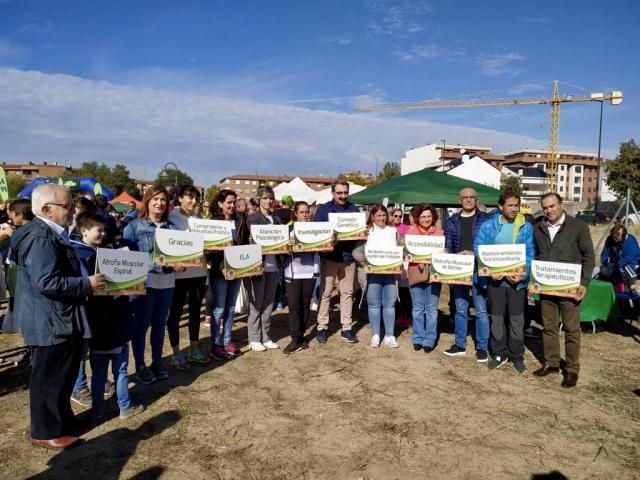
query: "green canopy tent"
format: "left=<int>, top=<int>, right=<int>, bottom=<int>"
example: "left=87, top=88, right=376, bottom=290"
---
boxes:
left=349, top=168, right=502, bottom=206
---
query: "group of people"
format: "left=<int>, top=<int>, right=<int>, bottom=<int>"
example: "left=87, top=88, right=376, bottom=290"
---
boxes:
left=6, top=177, right=628, bottom=451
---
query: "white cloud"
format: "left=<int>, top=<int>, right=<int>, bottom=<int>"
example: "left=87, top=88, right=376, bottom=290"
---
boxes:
left=0, top=68, right=554, bottom=185
left=506, top=82, right=547, bottom=95
left=477, top=52, right=525, bottom=77
left=318, top=34, right=354, bottom=45
left=0, top=37, right=27, bottom=64
left=365, top=0, right=432, bottom=38
left=394, top=43, right=465, bottom=63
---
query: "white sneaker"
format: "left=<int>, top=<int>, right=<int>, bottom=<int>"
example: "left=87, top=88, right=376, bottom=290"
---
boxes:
left=250, top=341, right=266, bottom=352
left=310, top=301, right=318, bottom=312
left=262, top=340, right=279, bottom=349
left=370, top=334, right=381, bottom=348
left=383, top=336, right=399, bottom=348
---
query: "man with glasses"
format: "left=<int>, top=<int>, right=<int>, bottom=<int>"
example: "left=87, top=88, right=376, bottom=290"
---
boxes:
left=11, top=184, right=106, bottom=450
left=444, top=187, right=491, bottom=362
left=314, top=180, right=360, bottom=343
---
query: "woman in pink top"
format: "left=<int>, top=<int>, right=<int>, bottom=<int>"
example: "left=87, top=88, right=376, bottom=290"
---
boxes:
left=390, top=207, right=410, bottom=236
left=406, top=204, right=443, bottom=353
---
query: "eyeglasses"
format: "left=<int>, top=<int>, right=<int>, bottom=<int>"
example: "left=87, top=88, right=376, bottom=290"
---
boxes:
left=46, top=202, right=73, bottom=211
left=393, top=214, right=402, bottom=218
left=260, top=196, right=274, bottom=200
left=333, top=191, right=349, bottom=196
left=461, top=196, right=477, bottom=200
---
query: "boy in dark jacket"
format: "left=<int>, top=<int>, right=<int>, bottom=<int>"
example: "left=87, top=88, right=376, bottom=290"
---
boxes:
left=73, top=213, right=144, bottom=419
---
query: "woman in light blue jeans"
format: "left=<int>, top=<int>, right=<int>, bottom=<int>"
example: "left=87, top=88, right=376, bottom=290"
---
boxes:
left=353, top=204, right=400, bottom=348
left=406, top=204, right=443, bottom=353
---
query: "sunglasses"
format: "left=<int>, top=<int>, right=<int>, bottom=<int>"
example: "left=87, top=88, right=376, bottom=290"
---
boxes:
left=393, top=214, right=402, bottom=218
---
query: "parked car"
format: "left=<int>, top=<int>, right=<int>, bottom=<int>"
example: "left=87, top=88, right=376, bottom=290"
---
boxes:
left=575, top=210, right=611, bottom=225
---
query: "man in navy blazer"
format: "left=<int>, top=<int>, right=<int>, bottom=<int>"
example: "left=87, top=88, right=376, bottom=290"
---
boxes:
left=11, top=184, right=106, bottom=450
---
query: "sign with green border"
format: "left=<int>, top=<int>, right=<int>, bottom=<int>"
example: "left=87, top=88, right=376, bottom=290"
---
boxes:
left=364, top=244, right=403, bottom=275
left=293, top=222, right=334, bottom=252
left=250, top=225, right=290, bottom=254
left=188, top=218, right=234, bottom=251
left=528, top=260, right=582, bottom=298
left=224, top=244, right=263, bottom=279
left=329, top=212, right=367, bottom=241
left=404, top=235, right=445, bottom=264
left=477, top=244, right=526, bottom=277
left=429, top=253, right=474, bottom=285
left=94, top=248, right=150, bottom=296
left=0, top=167, right=8, bottom=202
left=153, top=229, right=204, bottom=268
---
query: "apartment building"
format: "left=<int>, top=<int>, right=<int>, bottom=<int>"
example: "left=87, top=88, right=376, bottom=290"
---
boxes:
left=219, top=174, right=337, bottom=198
left=2, top=161, right=75, bottom=180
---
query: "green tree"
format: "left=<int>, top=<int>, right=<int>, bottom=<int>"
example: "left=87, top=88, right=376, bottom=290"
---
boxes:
left=77, top=161, right=111, bottom=185
left=501, top=175, right=524, bottom=197
left=375, top=162, right=401, bottom=184
left=155, top=168, right=194, bottom=188
left=604, top=139, right=640, bottom=205
left=7, top=174, right=28, bottom=198
left=109, top=164, right=140, bottom=198
left=338, top=173, right=367, bottom=186
left=205, top=185, right=219, bottom=203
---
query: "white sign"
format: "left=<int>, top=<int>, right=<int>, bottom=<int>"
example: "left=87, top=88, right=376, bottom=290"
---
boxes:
left=224, top=244, right=263, bottom=279
left=328, top=212, right=367, bottom=240
left=477, top=244, right=526, bottom=277
left=528, top=260, right=582, bottom=298
left=430, top=253, right=475, bottom=285
left=293, top=222, right=334, bottom=252
left=404, top=235, right=445, bottom=264
left=250, top=224, right=290, bottom=254
left=188, top=218, right=234, bottom=251
left=153, top=228, right=205, bottom=268
left=364, top=244, right=404, bottom=275
left=95, top=248, right=150, bottom=295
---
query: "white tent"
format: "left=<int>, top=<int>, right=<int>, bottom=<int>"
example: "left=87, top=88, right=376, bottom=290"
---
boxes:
left=312, top=182, right=366, bottom=205
left=273, top=177, right=317, bottom=203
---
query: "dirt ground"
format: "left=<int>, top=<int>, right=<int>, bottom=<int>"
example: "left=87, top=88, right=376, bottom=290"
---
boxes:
left=1, top=291, right=639, bottom=480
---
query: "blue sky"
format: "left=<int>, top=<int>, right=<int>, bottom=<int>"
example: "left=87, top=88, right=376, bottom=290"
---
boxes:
left=0, top=0, right=638, bottom=185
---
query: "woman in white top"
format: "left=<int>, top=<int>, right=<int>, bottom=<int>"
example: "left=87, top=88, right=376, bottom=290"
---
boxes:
left=353, top=204, right=401, bottom=348
left=282, top=201, right=319, bottom=354
left=166, top=186, right=210, bottom=369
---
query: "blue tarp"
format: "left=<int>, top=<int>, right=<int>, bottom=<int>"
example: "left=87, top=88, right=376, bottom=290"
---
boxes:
left=18, top=177, right=115, bottom=200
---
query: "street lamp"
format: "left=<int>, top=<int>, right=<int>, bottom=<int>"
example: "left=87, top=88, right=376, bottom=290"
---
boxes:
left=593, top=99, right=604, bottom=211
left=163, top=162, right=179, bottom=188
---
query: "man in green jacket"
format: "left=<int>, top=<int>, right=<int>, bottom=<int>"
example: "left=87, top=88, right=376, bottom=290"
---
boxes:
left=532, top=193, right=594, bottom=388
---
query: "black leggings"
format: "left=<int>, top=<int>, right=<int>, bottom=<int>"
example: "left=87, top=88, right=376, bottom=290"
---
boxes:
left=284, top=277, right=315, bottom=342
left=167, top=276, right=207, bottom=346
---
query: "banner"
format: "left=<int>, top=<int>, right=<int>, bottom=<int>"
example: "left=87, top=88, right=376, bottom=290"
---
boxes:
left=329, top=212, right=367, bottom=241
left=94, top=248, right=150, bottom=295
left=224, top=244, right=263, bottom=279
left=293, top=222, right=334, bottom=252
left=429, top=253, right=474, bottom=285
left=364, top=244, right=404, bottom=275
left=477, top=244, right=526, bottom=277
left=404, top=235, right=445, bottom=264
left=0, top=167, right=8, bottom=202
left=528, top=260, right=582, bottom=298
left=250, top=224, right=290, bottom=254
left=188, top=218, right=234, bottom=251
left=153, top=229, right=204, bottom=268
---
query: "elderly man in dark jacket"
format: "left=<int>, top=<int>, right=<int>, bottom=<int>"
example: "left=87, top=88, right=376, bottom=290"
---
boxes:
left=11, top=184, right=105, bottom=450
left=532, top=193, right=594, bottom=388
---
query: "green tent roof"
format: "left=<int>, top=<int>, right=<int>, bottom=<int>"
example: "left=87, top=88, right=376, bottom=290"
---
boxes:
left=349, top=168, right=502, bottom=206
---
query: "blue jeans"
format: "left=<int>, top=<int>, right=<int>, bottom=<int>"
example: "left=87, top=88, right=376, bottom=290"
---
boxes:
left=453, top=284, right=489, bottom=350
left=366, top=275, right=397, bottom=337
left=410, top=282, right=441, bottom=348
left=90, top=343, right=132, bottom=413
left=73, top=341, right=89, bottom=393
left=211, top=277, right=241, bottom=347
left=312, top=276, right=321, bottom=304
left=131, top=287, right=174, bottom=370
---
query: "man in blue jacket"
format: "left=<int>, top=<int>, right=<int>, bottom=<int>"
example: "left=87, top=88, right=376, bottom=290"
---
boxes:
left=474, top=192, right=535, bottom=373
left=444, top=187, right=491, bottom=361
left=11, top=184, right=106, bottom=450
left=314, top=181, right=360, bottom=343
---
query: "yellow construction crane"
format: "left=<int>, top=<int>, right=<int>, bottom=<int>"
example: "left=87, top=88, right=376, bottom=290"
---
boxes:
left=355, top=80, right=623, bottom=192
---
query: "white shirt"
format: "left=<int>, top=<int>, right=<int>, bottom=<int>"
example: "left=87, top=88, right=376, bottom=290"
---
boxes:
left=547, top=213, right=566, bottom=242
left=37, top=216, right=66, bottom=238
